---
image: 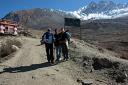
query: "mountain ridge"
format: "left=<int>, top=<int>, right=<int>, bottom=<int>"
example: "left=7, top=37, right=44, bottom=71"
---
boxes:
left=2, top=0, right=128, bottom=29
left=71, top=0, right=128, bottom=20
left=3, top=8, right=73, bottom=29
left=3, top=0, right=128, bottom=21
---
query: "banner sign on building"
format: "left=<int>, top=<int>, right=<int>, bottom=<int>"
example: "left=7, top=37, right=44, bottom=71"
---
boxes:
left=64, top=18, right=81, bottom=27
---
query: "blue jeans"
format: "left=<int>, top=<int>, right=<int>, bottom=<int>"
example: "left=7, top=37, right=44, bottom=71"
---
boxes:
left=55, top=45, right=62, bottom=61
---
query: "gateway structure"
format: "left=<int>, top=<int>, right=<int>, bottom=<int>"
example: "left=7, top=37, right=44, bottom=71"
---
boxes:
left=0, top=19, right=19, bottom=35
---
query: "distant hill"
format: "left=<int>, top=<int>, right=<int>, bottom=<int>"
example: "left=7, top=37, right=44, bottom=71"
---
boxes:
left=80, top=18, right=128, bottom=59
left=2, top=8, right=73, bottom=29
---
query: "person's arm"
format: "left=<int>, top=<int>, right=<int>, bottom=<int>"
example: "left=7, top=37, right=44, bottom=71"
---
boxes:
left=53, top=34, right=56, bottom=42
left=41, top=32, right=46, bottom=44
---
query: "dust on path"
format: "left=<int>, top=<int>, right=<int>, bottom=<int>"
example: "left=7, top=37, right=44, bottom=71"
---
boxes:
left=0, top=37, right=80, bottom=85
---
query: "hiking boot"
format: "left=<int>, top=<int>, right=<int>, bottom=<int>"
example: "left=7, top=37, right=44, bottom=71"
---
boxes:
left=50, top=62, right=55, bottom=65
left=66, top=58, right=69, bottom=61
left=55, top=59, right=59, bottom=62
left=62, top=58, right=66, bottom=62
left=47, top=61, right=51, bottom=63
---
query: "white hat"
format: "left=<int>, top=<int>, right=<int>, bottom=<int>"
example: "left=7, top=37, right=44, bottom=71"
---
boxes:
left=48, top=28, right=51, bottom=31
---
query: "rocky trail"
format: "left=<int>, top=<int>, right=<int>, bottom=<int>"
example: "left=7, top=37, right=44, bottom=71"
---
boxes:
left=0, top=37, right=81, bottom=85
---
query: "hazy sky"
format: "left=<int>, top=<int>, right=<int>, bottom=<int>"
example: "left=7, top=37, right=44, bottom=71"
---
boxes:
left=0, top=0, right=128, bottom=18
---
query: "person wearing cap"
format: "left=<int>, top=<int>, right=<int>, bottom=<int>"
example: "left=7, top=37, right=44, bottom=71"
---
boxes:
left=42, top=28, right=55, bottom=64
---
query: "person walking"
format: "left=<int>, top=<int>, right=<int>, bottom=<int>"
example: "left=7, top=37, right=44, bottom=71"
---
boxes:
left=54, top=29, right=61, bottom=62
left=42, top=28, right=55, bottom=64
left=59, top=28, right=71, bottom=61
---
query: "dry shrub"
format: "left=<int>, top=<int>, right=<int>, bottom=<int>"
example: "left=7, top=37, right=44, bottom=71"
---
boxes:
left=0, top=39, right=22, bottom=58
left=120, top=53, right=128, bottom=60
left=5, top=39, right=22, bottom=48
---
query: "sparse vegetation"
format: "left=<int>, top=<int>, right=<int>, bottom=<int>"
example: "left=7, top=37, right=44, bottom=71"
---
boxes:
left=0, top=39, right=22, bottom=59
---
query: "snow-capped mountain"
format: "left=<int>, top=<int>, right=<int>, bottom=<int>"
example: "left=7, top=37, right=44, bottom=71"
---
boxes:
left=3, top=0, right=128, bottom=28
left=70, top=1, right=128, bottom=20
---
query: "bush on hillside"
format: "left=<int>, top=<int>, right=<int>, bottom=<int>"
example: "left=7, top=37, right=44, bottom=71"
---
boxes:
left=0, top=39, right=22, bottom=58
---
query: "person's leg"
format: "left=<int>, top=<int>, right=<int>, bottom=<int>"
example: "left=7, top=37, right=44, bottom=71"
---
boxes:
left=56, top=45, right=62, bottom=61
left=45, top=44, right=50, bottom=63
left=58, top=45, right=62, bottom=60
left=56, top=46, right=59, bottom=61
left=65, top=46, right=69, bottom=60
left=63, top=44, right=69, bottom=60
left=50, top=44, right=54, bottom=64
left=62, top=44, right=66, bottom=60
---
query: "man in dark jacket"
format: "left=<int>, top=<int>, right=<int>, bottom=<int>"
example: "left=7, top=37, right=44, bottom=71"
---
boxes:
left=42, top=28, right=55, bottom=64
left=54, top=29, right=61, bottom=62
left=59, top=28, right=70, bottom=61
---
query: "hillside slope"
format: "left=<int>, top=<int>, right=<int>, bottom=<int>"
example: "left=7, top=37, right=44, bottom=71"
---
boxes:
left=3, top=8, right=71, bottom=29
left=0, top=37, right=128, bottom=85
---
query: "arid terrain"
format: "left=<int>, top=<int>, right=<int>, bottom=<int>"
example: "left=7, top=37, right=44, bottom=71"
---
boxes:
left=3, top=8, right=128, bottom=60
left=1, top=6, right=128, bottom=85
left=0, top=36, right=128, bottom=85
left=64, top=18, right=128, bottom=60
left=1, top=1, right=128, bottom=85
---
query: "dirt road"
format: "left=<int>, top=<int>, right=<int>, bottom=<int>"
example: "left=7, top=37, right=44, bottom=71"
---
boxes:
left=0, top=37, right=80, bottom=85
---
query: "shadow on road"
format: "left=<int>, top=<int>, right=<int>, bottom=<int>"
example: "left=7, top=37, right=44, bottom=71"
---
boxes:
left=1, top=62, right=53, bottom=73
left=36, top=44, right=42, bottom=46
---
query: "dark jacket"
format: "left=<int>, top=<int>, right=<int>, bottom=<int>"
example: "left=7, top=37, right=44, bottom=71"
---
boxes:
left=58, top=32, right=67, bottom=44
left=54, top=34, right=60, bottom=46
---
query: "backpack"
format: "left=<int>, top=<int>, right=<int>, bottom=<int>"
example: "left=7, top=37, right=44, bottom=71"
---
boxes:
left=65, top=32, right=71, bottom=42
left=42, top=32, right=54, bottom=44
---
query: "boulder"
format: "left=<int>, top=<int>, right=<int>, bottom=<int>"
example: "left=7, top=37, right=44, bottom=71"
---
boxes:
left=11, top=45, right=19, bottom=51
left=81, top=79, right=93, bottom=85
